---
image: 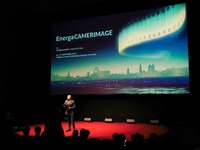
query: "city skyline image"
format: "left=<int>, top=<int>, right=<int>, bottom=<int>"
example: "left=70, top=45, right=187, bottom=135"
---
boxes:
left=51, top=64, right=189, bottom=81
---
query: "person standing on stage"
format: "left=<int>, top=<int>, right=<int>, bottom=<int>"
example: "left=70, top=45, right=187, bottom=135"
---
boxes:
left=62, top=95, right=76, bottom=131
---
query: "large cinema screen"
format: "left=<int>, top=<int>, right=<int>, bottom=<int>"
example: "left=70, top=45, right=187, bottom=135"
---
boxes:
left=51, top=3, right=189, bottom=95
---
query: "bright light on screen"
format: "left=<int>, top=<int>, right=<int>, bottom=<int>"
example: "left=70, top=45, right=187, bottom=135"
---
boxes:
left=51, top=3, right=189, bottom=95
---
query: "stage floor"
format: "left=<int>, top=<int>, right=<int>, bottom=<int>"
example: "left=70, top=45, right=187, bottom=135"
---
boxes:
left=15, top=121, right=168, bottom=141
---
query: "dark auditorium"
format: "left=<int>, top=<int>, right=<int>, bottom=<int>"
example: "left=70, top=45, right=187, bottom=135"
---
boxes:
left=0, top=0, right=198, bottom=150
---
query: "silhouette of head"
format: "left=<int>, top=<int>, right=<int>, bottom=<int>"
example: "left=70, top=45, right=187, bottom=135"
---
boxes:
left=112, top=133, right=119, bottom=142
left=118, top=133, right=126, bottom=146
left=80, top=128, right=90, bottom=140
left=23, top=127, right=30, bottom=137
left=34, top=126, right=41, bottom=136
left=72, top=130, right=78, bottom=137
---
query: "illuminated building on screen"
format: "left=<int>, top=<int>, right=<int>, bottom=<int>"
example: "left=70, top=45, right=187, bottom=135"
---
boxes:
left=127, top=68, right=130, bottom=75
left=87, top=72, right=90, bottom=77
left=148, top=64, right=155, bottom=72
left=139, top=63, right=142, bottom=74
left=67, top=71, right=70, bottom=78
left=91, top=66, right=110, bottom=79
left=139, top=63, right=154, bottom=75
left=139, top=63, right=156, bottom=77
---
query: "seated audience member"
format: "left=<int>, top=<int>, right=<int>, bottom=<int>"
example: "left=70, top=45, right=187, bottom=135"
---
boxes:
left=34, top=126, right=41, bottom=137
left=146, top=133, right=159, bottom=149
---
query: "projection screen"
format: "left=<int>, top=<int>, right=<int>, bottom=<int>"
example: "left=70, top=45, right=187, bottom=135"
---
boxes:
left=51, top=3, right=189, bottom=95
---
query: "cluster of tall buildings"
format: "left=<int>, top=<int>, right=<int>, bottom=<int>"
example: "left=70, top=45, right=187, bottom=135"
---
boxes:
left=127, top=63, right=155, bottom=75
left=88, top=64, right=157, bottom=79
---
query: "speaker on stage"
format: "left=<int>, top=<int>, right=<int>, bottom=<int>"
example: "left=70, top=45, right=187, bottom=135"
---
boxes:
left=105, top=118, right=112, bottom=123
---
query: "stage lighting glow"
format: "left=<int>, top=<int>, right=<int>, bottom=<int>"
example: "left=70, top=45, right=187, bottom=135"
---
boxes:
left=118, top=3, right=186, bottom=57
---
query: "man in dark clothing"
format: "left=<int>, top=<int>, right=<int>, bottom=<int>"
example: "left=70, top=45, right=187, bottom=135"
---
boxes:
left=62, top=95, right=76, bottom=131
